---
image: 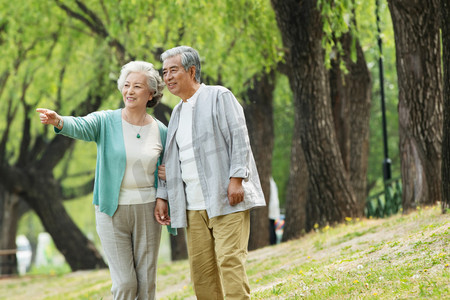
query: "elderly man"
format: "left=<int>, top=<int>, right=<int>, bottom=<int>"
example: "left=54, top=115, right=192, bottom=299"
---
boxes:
left=155, top=46, right=265, bottom=300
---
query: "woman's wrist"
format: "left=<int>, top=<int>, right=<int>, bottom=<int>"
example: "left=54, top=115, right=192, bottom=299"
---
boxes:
left=55, top=117, right=63, bottom=129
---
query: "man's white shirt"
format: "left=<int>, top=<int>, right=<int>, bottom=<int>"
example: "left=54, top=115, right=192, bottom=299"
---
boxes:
left=176, top=85, right=206, bottom=210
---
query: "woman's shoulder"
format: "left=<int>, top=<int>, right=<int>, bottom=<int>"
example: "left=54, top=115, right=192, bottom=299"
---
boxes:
left=153, top=118, right=168, bottom=131
left=86, top=109, right=121, bottom=121
left=102, top=109, right=122, bottom=116
left=86, top=109, right=120, bottom=116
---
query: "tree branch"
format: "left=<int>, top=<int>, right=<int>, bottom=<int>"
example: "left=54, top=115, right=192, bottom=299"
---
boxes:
left=54, top=0, right=126, bottom=64
left=0, top=95, right=18, bottom=164
left=17, top=72, right=34, bottom=167
left=35, top=62, right=112, bottom=171
left=54, top=0, right=102, bottom=36
left=98, top=0, right=110, bottom=25
left=62, top=178, right=95, bottom=200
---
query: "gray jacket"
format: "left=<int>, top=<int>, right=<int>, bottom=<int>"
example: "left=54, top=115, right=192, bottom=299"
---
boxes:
left=156, top=85, right=266, bottom=228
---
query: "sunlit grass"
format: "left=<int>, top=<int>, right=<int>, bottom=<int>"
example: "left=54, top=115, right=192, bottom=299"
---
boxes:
left=249, top=206, right=448, bottom=300
left=2, top=205, right=448, bottom=300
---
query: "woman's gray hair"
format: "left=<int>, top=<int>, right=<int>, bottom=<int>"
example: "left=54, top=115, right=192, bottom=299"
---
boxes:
left=161, top=46, right=201, bottom=83
left=117, top=61, right=164, bottom=108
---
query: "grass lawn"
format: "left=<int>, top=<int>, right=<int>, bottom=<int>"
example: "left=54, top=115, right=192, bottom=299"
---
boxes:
left=1, top=205, right=448, bottom=299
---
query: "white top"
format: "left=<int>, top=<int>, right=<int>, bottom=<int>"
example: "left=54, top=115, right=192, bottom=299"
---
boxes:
left=119, top=118, right=162, bottom=205
left=176, top=85, right=206, bottom=210
left=268, top=177, right=280, bottom=220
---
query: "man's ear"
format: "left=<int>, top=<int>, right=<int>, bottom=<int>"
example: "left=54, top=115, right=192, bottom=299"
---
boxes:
left=190, top=66, right=196, bottom=80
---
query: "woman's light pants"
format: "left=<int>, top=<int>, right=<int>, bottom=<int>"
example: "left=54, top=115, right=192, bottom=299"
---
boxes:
left=96, top=202, right=161, bottom=300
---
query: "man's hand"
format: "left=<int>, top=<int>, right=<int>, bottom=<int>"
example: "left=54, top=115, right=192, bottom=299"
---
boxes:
left=154, top=198, right=171, bottom=225
left=228, top=177, right=244, bottom=206
left=158, top=164, right=166, bottom=181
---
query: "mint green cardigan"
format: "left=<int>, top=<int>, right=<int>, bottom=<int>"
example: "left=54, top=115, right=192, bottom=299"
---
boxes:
left=55, top=109, right=176, bottom=234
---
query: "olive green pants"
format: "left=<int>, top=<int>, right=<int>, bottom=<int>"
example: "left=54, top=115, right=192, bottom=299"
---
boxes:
left=186, top=210, right=251, bottom=300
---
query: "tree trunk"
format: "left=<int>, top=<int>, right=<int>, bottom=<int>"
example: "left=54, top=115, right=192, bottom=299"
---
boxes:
left=330, top=33, right=372, bottom=211
left=441, top=0, right=450, bottom=213
left=387, top=0, right=443, bottom=212
left=24, top=167, right=107, bottom=270
left=0, top=185, right=20, bottom=275
left=244, top=71, right=275, bottom=250
left=153, top=103, right=173, bottom=127
left=271, top=0, right=358, bottom=231
left=169, top=232, right=188, bottom=261
left=282, top=113, right=308, bottom=241
left=1, top=171, right=108, bottom=275
left=0, top=157, right=108, bottom=271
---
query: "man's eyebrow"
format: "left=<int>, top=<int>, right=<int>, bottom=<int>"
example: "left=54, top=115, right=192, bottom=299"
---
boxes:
left=163, top=65, right=179, bottom=71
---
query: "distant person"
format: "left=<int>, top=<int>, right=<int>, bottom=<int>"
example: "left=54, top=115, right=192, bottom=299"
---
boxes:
left=269, top=177, right=280, bottom=245
left=36, top=61, right=171, bottom=300
left=154, top=46, right=266, bottom=300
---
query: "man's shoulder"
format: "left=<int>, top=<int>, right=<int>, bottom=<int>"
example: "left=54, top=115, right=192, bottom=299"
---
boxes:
left=199, top=85, right=235, bottom=102
left=172, top=101, right=183, bottom=112
left=201, top=84, right=231, bottom=94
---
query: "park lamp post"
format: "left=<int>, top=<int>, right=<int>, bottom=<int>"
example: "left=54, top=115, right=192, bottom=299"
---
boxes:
left=376, top=0, right=392, bottom=182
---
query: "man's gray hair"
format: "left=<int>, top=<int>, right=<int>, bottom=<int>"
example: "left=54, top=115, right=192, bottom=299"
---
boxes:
left=161, top=46, right=201, bottom=83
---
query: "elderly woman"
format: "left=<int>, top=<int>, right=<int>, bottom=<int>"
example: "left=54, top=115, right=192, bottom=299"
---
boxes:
left=37, top=61, right=169, bottom=300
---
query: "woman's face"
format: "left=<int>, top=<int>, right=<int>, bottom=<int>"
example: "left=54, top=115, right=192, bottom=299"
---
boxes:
left=122, top=72, right=153, bottom=109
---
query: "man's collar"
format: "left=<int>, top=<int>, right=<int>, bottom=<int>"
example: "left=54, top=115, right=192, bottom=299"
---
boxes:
left=182, top=83, right=205, bottom=106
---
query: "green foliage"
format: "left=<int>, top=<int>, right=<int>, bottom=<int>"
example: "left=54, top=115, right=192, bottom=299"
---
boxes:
left=355, top=0, right=400, bottom=192
left=272, top=74, right=294, bottom=208
left=318, top=0, right=356, bottom=69
left=3, top=1, right=404, bottom=265
left=366, top=178, right=402, bottom=218
left=1, top=0, right=282, bottom=164
left=167, top=0, right=283, bottom=93
left=316, top=0, right=400, bottom=195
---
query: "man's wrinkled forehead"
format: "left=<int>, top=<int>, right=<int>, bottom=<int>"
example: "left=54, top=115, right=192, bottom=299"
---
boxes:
left=162, top=55, right=182, bottom=70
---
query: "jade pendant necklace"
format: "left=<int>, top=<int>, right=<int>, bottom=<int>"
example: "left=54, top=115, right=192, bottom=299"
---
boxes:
left=124, top=109, right=147, bottom=139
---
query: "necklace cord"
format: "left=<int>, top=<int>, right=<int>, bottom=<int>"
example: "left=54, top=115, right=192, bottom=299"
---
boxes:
left=123, top=109, right=147, bottom=138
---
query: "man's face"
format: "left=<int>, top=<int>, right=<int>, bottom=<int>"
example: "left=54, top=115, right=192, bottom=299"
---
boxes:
left=162, top=54, right=196, bottom=100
